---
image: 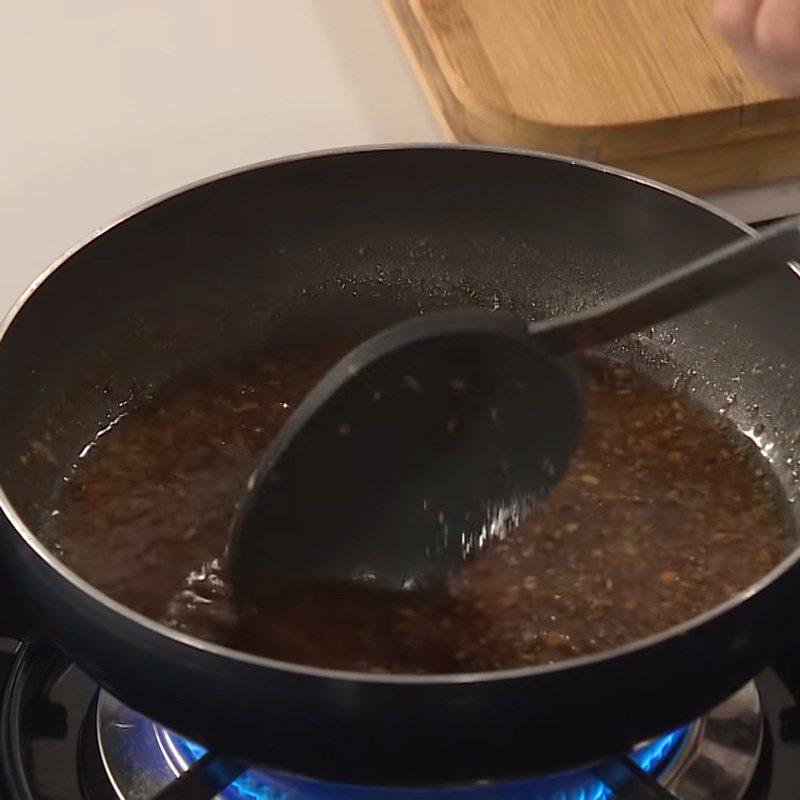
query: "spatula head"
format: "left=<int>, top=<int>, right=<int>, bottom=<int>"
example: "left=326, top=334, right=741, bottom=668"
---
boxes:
left=228, top=310, right=584, bottom=598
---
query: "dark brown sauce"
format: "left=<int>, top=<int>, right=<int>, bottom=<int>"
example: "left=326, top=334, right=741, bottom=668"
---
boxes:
left=41, top=340, right=793, bottom=673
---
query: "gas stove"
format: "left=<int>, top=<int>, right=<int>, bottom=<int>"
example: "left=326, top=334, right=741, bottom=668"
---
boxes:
left=0, top=619, right=798, bottom=800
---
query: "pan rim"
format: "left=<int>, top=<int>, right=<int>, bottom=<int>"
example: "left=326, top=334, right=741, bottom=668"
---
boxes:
left=0, top=141, right=794, bottom=687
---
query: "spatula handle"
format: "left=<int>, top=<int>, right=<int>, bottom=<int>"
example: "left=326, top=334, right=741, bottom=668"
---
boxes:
left=531, top=219, right=800, bottom=354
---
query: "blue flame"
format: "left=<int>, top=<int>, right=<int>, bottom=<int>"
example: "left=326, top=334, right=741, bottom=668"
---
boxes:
left=165, top=726, right=688, bottom=800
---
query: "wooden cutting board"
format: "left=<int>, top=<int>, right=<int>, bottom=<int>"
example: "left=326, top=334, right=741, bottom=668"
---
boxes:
left=385, top=0, right=800, bottom=193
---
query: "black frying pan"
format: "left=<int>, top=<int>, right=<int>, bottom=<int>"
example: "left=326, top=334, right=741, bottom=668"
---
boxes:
left=0, top=146, right=799, bottom=789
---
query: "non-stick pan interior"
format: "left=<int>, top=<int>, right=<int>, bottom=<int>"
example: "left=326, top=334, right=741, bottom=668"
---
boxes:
left=1, top=147, right=799, bottom=540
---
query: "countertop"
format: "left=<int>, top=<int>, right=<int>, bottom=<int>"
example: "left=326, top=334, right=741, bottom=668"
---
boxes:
left=2, top=0, right=797, bottom=318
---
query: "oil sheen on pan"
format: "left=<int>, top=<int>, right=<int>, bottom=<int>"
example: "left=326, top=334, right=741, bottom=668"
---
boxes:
left=40, top=339, right=792, bottom=674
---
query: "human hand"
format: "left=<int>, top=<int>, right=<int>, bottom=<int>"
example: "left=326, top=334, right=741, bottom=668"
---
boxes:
left=714, top=0, right=800, bottom=95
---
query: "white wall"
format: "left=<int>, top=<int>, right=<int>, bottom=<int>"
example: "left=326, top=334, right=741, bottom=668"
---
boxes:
left=0, top=1, right=440, bottom=312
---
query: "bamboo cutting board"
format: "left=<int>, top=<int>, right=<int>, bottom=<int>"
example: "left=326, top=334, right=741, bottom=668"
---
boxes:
left=385, top=0, right=800, bottom=193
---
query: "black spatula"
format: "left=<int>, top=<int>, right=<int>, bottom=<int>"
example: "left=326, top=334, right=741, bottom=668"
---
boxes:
left=229, top=220, right=800, bottom=598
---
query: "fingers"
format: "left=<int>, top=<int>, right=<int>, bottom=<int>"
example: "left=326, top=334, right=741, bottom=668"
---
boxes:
left=753, top=0, right=800, bottom=62
left=714, top=0, right=800, bottom=94
left=713, top=0, right=762, bottom=48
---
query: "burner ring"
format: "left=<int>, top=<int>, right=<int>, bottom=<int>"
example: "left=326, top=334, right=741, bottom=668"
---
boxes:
left=662, top=681, right=763, bottom=800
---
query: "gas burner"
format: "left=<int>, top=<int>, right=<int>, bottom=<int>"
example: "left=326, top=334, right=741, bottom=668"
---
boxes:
left=97, top=695, right=686, bottom=799
left=0, top=639, right=776, bottom=800
left=92, top=685, right=759, bottom=800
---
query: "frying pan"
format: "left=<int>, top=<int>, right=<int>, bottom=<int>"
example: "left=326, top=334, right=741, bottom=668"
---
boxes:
left=0, top=145, right=799, bottom=789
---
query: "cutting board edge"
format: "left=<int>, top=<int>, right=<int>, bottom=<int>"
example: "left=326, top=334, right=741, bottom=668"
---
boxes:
left=384, top=0, right=458, bottom=141
left=386, top=0, right=800, bottom=181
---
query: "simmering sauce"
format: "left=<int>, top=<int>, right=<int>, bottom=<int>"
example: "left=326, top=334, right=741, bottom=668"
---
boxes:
left=41, top=340, right=793, bottom=673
